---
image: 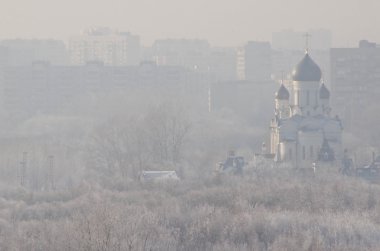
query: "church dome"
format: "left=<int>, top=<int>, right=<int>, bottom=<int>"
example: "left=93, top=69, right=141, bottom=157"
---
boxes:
left=292, top=53, right=322, bottom=81
left=275, top=84, right=290, bottom=100
left=319, top=83, right=330, bottom=99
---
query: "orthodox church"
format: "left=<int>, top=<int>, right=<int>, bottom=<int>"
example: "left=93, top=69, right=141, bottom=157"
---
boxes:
left=269, top=51, right=343, bottom=167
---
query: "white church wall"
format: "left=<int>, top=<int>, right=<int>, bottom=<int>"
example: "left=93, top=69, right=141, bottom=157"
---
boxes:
left=292, top=81, right=322, bottom=116
left=297, top=131, right=324, bottom=167
left=281, top=141, right=296, bottom=165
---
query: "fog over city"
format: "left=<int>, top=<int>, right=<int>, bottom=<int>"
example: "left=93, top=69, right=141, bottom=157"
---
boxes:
left=1, top=0, right=380, bottom=46
left=0, top=0, right=380, bottom=250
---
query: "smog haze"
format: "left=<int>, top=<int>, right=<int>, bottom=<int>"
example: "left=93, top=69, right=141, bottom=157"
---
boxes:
left=1, top=0, right=379, bottom=46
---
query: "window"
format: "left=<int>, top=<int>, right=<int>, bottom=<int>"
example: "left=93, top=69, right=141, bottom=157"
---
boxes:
left=310, top=146, right=314, bottom=159
left=316, top=91, right=319, bottom=105
left=297, top=90, right=300, bottom=105
left=302, top=146, right=306, bottom=160
left=289, top=148, right=293, bottom=160
left=306, top=91, right=310, bottom=105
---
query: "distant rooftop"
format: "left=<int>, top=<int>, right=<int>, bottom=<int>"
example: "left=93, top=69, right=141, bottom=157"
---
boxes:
left=82, top=27, right=133, bottom=36
left=359, top=40, right=378, bottom=49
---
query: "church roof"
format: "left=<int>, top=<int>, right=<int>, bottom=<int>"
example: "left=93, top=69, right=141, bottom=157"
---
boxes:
left=292, top=53, right=322, bottom=82
left=275, top=84, right=290, bottom=100
left=319, top=83, right=330, bottom=99
left=278, top=115, right=342, bottom=142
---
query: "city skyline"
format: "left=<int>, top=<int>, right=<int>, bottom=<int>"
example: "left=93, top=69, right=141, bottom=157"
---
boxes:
left=1, top=0, right=379, bottom=47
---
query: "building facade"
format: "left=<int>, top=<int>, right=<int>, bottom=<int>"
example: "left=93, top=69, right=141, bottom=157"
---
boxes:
left=0, top=61, right=210, bottom=120
left=69, top=27, right=140, bottom=66
left=330, top=40, right=380, bottom=130
left=0, top=39, right=68, bottom=66
left=236, top=41, right=272, bottom=81
left=269, top=52, right=343, bottom=167
left=149, top=39, right=237, bottom=81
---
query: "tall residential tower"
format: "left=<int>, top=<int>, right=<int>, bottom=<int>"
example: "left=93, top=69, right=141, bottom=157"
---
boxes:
left=69, top=27, right=140, bottom=66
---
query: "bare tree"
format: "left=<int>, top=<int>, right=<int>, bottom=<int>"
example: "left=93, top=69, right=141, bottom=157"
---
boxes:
left=85, top=102, right=191, bottom=179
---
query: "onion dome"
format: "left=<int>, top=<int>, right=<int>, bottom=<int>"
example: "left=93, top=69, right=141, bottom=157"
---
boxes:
left=275, top=84, right=290, bottom=100
left=319, top=83, right=330, bottom=99
left=292, top=53, right=322, bottom=81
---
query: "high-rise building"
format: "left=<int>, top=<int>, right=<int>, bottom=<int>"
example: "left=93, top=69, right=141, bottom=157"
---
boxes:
left=151, top=39, right=210, bottom=70
left=0, top=46, right=9, bottom=67
left=69, top=27, right=140, bottom=66
left=208, top=47, right=237, bottom=81
left=150, top=39, right=237, bottom=81
left=237, top=41, right=272, bottom=81
left=236, top=47, right=245, bottom=81
left=330, top=40, right=380, bottom=130
left=0, top=39, right=68, bottom=66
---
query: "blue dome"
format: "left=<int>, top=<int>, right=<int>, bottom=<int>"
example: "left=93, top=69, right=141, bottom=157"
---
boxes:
left=292, top=53, right=322, bottom=82
left=275, top=84, right=289, bottom=100
left=319, top=83, right=330, bottom=99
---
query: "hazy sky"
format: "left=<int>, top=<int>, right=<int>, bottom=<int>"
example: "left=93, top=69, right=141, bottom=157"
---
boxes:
left=1, top=0, right=379, bottom=47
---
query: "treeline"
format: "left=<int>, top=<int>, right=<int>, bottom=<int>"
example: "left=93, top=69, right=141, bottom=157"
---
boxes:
left=0, top=90, right=378, bottom=250
left=0, top=168, right=380, bottom=250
